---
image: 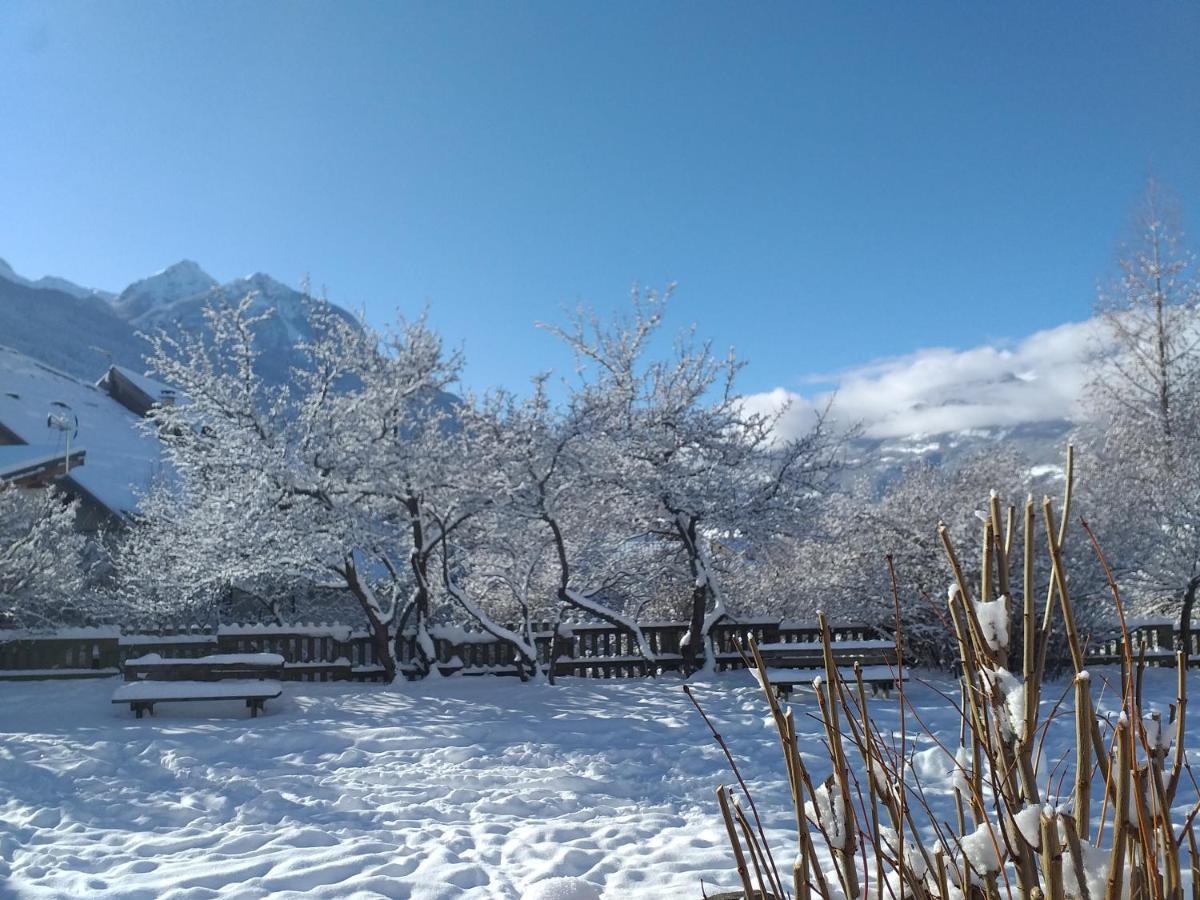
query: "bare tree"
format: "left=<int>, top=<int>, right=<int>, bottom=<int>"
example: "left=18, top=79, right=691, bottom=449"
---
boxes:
left=1087, top=179, right=1200, bottom=652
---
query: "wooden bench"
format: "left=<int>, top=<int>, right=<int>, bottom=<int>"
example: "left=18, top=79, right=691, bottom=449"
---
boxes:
left=113, top=652, right=285, bottom=718
left=749, top=639, right=899, bottom=700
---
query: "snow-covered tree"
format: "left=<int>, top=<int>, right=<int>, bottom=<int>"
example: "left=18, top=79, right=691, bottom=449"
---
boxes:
left=476, top=379, right=661, bottom=665
left=793, top=449, right=1034, bottom=666
left=0, top=484, right=93, bottom=629
left=1086, top=180, right=1200, bottom=650
left=543, top=288, right=845, bottom=670
left=118, top=294, right=462, bottom=681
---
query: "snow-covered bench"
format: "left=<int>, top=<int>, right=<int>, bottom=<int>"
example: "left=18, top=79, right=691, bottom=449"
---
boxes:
left=749, top=639, right=899, bottom=700
left=113, top=652, right=285, bottom=718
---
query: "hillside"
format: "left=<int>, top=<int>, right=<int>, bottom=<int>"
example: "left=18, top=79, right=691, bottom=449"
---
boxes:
left=0, top=275, right=149, bottom=380
left=0, top=259, right=359, bottom=386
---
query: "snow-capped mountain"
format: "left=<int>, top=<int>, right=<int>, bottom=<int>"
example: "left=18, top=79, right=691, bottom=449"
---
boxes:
left=745, top=314, right=1108, bottom=483
left=122, top=267, right=361, bottom=385
left=112, top=260, right=218, bottom=321
left=850, top=419, right=1083, bottom=491
left=0, top=258, right=359, bottom=385
left=0, top=258, right=114, bottom=302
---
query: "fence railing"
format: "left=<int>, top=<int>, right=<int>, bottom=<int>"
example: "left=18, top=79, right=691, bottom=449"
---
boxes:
left=0, top=618, right=1190, bottom=681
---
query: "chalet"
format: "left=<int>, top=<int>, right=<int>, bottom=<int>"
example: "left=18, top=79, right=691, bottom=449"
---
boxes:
left=0, top=347, right=171, bottom=530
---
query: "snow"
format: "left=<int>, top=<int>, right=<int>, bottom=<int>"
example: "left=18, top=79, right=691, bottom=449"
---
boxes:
left=972, top=595, right=1010, bottom=653
left=0, top=626, right=120, bottom=640
left=107, top=365, right=181, bottom=407
left=119, top=633, right=217, bottom=645
left=951, top=745, right=971, bottom=795
left=960, top=821, right=1002, bottom=875
left=1143, top=712, right=1178, bottom=752
left=0, top=445, right=77, bottom=479
left=804, top=779, right=848, bottom=850
left=522, top=877, right=603, bottom=900
left=564, top=588, right=656, bottom=663
left=0, top=667, right=1197, bottom=898
left=1010, top=804, right=1043, bottom=849
left=124, top=652, right=286, bottom=667
left=111, top=679, right=283, bottom=701
left=751, top=664, right=895, bottom=688
left=113, top=260, right=218, bottom=320
left=980, top=666, right=1026, bottom=740
left=0, top=346, right=166, bottom=517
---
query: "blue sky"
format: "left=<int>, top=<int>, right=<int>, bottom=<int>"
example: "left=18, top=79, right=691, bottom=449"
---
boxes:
left=1, top=2, right=1197, bottom=399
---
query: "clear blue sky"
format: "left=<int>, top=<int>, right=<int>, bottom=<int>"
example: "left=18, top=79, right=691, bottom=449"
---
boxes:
left=2, top=2, right=1197, bottom=396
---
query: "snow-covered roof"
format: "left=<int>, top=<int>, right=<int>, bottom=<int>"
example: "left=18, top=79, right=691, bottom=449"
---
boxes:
left=0, top=346, right=165, bottom=518
left=0, top=445, right=84, bottom=481
left=97, top=365, right=184, bottom=417
left=109, top=366, right=176, bottom=402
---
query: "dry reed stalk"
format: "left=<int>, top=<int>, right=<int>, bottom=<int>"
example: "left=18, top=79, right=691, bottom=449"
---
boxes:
left=717, top=784, right=755, bottom=898
left=697, top=445, right=1198, bottom=900
left=1075, top=673, right=1094, bottom=839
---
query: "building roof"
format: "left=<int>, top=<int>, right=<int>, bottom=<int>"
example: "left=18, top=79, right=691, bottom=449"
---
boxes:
left=96, top=365, right=181, bottom=417
left=0, top=346, right=167, bottom=519
left=0, top=445, right=86, bottom=485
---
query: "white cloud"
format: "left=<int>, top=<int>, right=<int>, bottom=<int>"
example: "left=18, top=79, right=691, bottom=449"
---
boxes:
left=749, top=317, right=1107, bottom=441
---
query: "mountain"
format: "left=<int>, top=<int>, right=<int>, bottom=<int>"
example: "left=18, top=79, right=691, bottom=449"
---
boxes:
left=112, top=260, right=218, bottom=321
left=0, top=258, right=360, bottom=386
left=0, top=258, right=114, bottom=302
left=850, top=419, right=1081, bottom=492
left=748, top=315, right=1106, bottom=485
left=0, top=273, right=149, bottom=380
left=116, top=267, right=361, bottom=385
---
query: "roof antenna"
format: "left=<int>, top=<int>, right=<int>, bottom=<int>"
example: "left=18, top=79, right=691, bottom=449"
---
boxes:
left=46, top=400, right=78, bottom=475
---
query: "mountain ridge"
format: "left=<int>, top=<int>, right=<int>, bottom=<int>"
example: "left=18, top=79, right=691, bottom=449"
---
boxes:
left=0, top=258, right=358, bottom=386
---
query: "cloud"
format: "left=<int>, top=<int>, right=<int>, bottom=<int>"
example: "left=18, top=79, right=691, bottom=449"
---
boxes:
left=748, top=317, right=1107, bottom=441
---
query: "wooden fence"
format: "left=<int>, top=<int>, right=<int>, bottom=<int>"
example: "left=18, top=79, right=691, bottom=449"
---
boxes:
left=0, top=617, right=1189, bottom=682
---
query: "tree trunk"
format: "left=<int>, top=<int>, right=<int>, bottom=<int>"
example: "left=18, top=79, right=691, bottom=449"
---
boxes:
left=675, top=512, right=716, bottom=674
left=366, top=616, right=397, bottom=683
left=682, top=580, right=708, bottom=674
left=340, top=557, right=397, bottom=683
left=406, top=495, right=434, bottom=678
left=1179, top=575, right=1200, bottom=665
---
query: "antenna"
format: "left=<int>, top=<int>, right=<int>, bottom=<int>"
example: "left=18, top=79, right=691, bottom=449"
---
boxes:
left=46, top=400, right=78, bottom=475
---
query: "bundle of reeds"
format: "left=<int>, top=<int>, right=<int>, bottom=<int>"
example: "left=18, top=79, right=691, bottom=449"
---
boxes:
left=697, top=448, right=1199, bottom=899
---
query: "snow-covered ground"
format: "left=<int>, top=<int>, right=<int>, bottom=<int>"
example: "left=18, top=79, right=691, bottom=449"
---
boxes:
left=0, top=668, right=1195, bottom=899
